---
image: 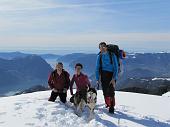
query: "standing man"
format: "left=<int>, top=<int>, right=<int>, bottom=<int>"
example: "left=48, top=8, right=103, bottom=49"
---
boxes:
left=96, top=42, right=118, bottom=113
left=48, top=62, right=70, bottom=103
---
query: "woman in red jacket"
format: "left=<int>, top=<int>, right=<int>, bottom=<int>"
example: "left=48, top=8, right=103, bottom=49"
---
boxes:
left=70, top=63, right=91, bottom=95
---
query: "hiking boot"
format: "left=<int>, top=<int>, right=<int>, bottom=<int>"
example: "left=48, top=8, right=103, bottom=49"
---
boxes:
left=109, top=107, right=114, bottom=114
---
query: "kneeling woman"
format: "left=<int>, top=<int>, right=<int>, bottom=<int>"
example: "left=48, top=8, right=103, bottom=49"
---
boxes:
left=70, top=63, right=91, bottom=96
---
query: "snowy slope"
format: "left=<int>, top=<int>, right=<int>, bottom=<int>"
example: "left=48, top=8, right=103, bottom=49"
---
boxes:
left=163, top=92, right=170, bottom=97
left=0, top=90, right=170, bottom=127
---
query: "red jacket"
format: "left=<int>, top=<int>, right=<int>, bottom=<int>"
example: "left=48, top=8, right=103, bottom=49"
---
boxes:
left=48, top=70, right=70, bottom=90
left=70, top=73, right=91, bottom=95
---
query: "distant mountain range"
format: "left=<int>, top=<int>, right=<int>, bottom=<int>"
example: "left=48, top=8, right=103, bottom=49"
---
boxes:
left=0, top=54, right=53, bottom=95
left=118, top=78, right=170, bottom=95
left=57, top=53, right=86, bottom=63
left=124, top=53, right=170, bottom=78
left=1, top=51, right=170, bottom=96
left=69, top=54, right=97, bottom=75
left=0, top=52, right=29, bottom=59
left=39, top=54, right=61, bottom=59
left=0, top=51, right=60, bottom=60
left=57, top=52, right=170, bottom=95
left=59, top=52, right=170, bottom=78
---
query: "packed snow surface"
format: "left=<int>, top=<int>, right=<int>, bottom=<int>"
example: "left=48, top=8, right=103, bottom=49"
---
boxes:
left=0, top=90, right=170, bottom=127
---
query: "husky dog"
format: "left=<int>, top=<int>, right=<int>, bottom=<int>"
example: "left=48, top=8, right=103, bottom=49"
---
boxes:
left=70, top=88, right=97, bottom=118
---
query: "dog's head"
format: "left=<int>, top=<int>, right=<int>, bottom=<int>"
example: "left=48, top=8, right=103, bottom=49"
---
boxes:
left=87, top=88, right=97, bottom=104
left=88, top=88, right=97, bottom=95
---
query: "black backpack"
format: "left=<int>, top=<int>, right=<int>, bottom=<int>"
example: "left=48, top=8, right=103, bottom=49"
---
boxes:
left=106, top=44, right=120, bottom=64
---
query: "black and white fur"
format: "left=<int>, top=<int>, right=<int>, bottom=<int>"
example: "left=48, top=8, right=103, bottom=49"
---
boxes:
left=70, top=88, right=97, bottom=119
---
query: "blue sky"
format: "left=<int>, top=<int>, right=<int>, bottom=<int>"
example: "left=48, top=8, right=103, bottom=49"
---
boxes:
left=0, top=0, right=170, bottom=53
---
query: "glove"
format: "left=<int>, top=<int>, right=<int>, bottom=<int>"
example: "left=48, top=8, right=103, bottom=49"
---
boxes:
left=86, top=85, right=90, bottom=91
left=63, top=88, right=67, bottom=93
left=96, top=81, right=100, bottom=90
left=48, top=84, right=54, bottom=90
left=52, top=88, right=58, bottom=92
left=110, top=79, right=116, bottom=88
left=48, top=85, right=51, bottom=89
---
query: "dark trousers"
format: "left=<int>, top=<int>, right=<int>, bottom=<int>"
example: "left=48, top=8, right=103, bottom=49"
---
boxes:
left=48, top=91, right=67, bottom=103
left=101, top=70, right=115, bottom=107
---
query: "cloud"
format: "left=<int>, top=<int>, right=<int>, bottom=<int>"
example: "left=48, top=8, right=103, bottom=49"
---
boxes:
left=0, top=0, right=170, bottom=52
left=0, top=1, right=120, bottom=11
left=0, top=33, right=170, bottom=48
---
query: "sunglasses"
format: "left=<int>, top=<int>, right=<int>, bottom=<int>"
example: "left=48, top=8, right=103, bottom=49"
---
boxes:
left=99, top=45, right=106, bottom=49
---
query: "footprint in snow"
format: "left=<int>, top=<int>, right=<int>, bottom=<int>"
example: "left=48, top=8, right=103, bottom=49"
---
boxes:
left=24, top=101, right=32, bottom=104
left=37, top=107, right=46, bottom=112
left=33, top=108, right=47, bottom=120
left=0, top=112, right=6, bottom=116
left=34, top=112, right=45, bottom=120
left=25, top=123, right=35, bottom=126
left=0, top=121, right=5, bottom=125
left=118, top=105, right=135, bottom=112
left=15, top=105, right=22, bottom=110
left=15, top=102, right=22, bottom=105
left=43, top=102, right=54, bottom=106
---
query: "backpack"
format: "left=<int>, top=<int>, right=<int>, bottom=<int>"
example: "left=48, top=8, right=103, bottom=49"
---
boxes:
left=106, top=44, right=120, bottom=64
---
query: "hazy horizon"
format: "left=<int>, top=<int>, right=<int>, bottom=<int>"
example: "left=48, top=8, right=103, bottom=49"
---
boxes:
left=0, top=45, right=169, bottom=55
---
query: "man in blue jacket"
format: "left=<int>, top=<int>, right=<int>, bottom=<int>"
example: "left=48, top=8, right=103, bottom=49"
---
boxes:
left=96, top=42, right=118, bottom=113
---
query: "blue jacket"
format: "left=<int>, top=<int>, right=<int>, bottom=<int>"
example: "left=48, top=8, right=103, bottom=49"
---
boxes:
left=95, top=52, right=118, bottom=81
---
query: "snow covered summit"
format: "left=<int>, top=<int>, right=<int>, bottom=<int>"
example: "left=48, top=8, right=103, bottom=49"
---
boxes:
left=0, top=90, right=170, bottom=127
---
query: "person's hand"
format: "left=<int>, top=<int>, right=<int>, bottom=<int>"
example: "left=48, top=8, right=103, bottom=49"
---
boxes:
left=48, top=85, right=53, bottom=89
left=52, top=88, right=58, bottom=92
left=110, top=79, right=115, bottom=87
left=86, top=85, right=90, bottom=91
left=96, top=80, right=100, bottom=85
left=63, top=88, right=67, bottom=93
left=96, top=80, right=100, bottom=90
